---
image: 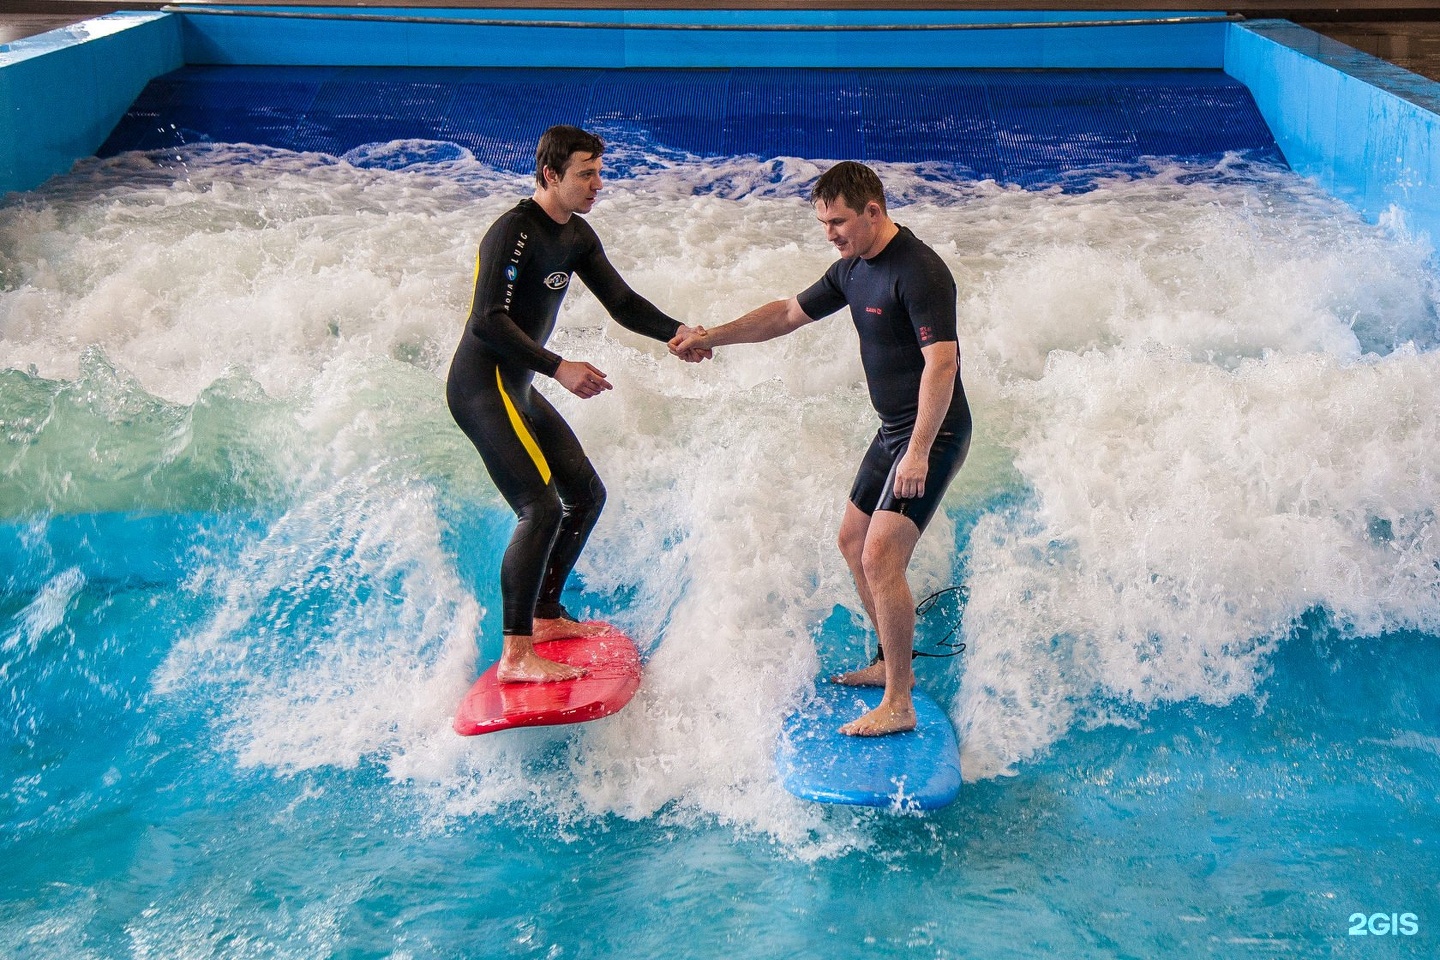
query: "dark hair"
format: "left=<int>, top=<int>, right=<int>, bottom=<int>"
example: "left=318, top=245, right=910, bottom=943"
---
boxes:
left=535, top=125, right=605, bottom=187
left=810, top=161, right=887, bottom=215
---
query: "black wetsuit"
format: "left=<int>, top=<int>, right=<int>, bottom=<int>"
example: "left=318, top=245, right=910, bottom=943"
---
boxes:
left=797, top=225, right=971, bottom=533
left=446, top=198, right=679, bottom=636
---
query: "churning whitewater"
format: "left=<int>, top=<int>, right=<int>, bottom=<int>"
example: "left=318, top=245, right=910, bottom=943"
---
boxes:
left=3, top=143, right=1439, bottom=840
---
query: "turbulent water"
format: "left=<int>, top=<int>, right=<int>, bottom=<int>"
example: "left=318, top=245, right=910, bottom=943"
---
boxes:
left=2, top=142, right=1439, bottom=957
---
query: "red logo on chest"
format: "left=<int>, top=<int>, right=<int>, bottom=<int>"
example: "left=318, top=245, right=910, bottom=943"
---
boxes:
left=865, top=306, right=883, bottom=315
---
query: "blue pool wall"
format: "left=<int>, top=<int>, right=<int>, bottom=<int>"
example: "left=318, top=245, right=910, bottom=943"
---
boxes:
left=1227, top=20, right=1440, bottom=245
left=2, top=8, right=1440, bottom=245
left=171, top=8, right=1229, bottom=69
left=0, top=12, right=181, bottom=200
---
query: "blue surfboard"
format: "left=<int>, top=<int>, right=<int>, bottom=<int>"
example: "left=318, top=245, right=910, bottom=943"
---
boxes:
left=776, top=682, right=962, bottom=811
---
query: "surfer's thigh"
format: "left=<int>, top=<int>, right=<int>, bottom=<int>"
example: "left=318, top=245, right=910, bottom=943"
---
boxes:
left=449, top=381, right=553, bottom=512
left=525, top=391, right=601, bottom=508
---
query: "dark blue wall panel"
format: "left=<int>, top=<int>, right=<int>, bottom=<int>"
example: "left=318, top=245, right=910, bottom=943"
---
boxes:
left=98, top=65, right=1285, bottom=188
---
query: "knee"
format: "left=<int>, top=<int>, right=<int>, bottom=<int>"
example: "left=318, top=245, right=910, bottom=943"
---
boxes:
left=562, top=472, right=605, bottom=531
left=516, top=490, right=564, bottom=539
left=561, top=466, right=606, bottom=522
left=583, top=472, right=606, bottom=517
left=860, top=538, right=904, bottom=587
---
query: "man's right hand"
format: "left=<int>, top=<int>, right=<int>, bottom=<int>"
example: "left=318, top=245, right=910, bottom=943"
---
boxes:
left=554, top=359, right=613, bottom=399
left=669, top=324, right=712, bottom=363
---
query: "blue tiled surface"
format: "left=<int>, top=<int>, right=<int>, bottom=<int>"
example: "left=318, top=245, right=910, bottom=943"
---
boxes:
left=98, top=65, right=1284, bottom=185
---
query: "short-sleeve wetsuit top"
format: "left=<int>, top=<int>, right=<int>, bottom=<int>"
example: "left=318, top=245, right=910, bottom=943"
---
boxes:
left=795, top=225, right=967, bottom=437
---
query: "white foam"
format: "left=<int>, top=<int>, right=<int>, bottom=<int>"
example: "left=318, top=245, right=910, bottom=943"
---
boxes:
left=2, top=566, right=84, bottom=655
left=6, top=146, right=1438, bottom=835
left=958, top=345, right=1440, bottom=777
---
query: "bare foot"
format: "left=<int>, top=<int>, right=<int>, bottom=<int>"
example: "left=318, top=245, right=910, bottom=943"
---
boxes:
left=830, top=661, right=887, bottom=687
left=496, top=650, right=586, bottom=684
left=830, top=662, right=917, bottom=689
left=532, top=617, right=613, bottom=642
left=839, top=699, right=917, bottom=737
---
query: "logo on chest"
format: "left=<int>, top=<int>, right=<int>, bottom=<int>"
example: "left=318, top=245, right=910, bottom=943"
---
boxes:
left=865, top=306, right=884, bottom=316
left=544, top=272, right=570, bottom=290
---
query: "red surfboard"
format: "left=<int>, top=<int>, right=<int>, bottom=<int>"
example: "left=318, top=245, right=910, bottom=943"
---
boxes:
left=453, top=626, right=642, bottom=736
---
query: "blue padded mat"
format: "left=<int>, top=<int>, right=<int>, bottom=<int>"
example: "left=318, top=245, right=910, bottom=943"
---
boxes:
left=99, top=66, right=1284, bottom=187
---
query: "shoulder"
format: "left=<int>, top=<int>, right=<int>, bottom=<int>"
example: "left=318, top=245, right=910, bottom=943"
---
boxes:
left=569, top=213, right=602, bottom=247
left=482, top=201, right=535, bottom=243
left=896, top=226, right=947, bottom=265
left=894, top=228, right=953, bottom=284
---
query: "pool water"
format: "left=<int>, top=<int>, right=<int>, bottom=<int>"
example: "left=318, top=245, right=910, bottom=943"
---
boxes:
left=3, top=120, right=1439, bottom=956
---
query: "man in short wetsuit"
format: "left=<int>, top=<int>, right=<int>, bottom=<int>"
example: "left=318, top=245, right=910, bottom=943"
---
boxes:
left=669, top=161, right=971, bottom=736
left=448, top=125, right=704, bottom=683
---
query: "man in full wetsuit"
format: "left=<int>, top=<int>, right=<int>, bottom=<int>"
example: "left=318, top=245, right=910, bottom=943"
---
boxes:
left=669, top=161, right=971, bottom=736
left=447, top=125, right=704, bottom=683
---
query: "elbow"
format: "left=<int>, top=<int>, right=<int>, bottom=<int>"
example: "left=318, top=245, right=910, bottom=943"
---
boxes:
left=467, top=319, right=495, bottom=349
left=472, top=308, right=509, bottom=338
left=783, top=298, right=812, bottom=333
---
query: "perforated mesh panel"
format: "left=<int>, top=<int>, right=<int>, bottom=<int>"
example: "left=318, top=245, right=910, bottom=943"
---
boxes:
left=99, top=66, right=1285, bottom=187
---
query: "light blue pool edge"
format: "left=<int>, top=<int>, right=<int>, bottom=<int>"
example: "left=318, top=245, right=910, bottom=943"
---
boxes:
left=2, top=8, right=1439, bottom=246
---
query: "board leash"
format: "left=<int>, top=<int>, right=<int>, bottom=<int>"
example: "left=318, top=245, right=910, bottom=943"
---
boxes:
left=870, top=584, right=968, bottom=663
left=913, top=585, right=968, bottom=659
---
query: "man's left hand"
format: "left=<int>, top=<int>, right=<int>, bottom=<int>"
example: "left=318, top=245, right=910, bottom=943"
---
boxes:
left=893, top=450, right=928, bottom=500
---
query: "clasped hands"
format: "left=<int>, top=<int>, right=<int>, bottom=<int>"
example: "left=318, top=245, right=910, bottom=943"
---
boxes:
left=668, top=324, right=712, bottom=364
left=556, top=324, right=712, bottom=400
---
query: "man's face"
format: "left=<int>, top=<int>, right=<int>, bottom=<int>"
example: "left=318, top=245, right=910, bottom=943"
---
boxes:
left=546, top=151, right=603, bottom=215
left=814, top=196, right=882, bottom=259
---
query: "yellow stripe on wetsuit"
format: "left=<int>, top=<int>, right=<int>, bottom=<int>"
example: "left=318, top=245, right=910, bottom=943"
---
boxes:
left=470, top=251, right=482, bottom=315
left=495, top=368, right=552, bottom=485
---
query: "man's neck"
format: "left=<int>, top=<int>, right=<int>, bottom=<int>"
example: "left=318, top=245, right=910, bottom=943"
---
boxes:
left=532, top=189, right=571, bottom=224
left=861, top=219, right=901, bottom=260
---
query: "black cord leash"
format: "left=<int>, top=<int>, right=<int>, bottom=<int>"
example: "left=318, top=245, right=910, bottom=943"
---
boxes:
left=870, top=584, right=968, bottom=663
left=913, top=585, right=968, bottom=659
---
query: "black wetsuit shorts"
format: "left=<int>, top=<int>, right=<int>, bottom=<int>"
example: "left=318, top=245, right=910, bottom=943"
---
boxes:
left=849, top=419, right=972, bottom=533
